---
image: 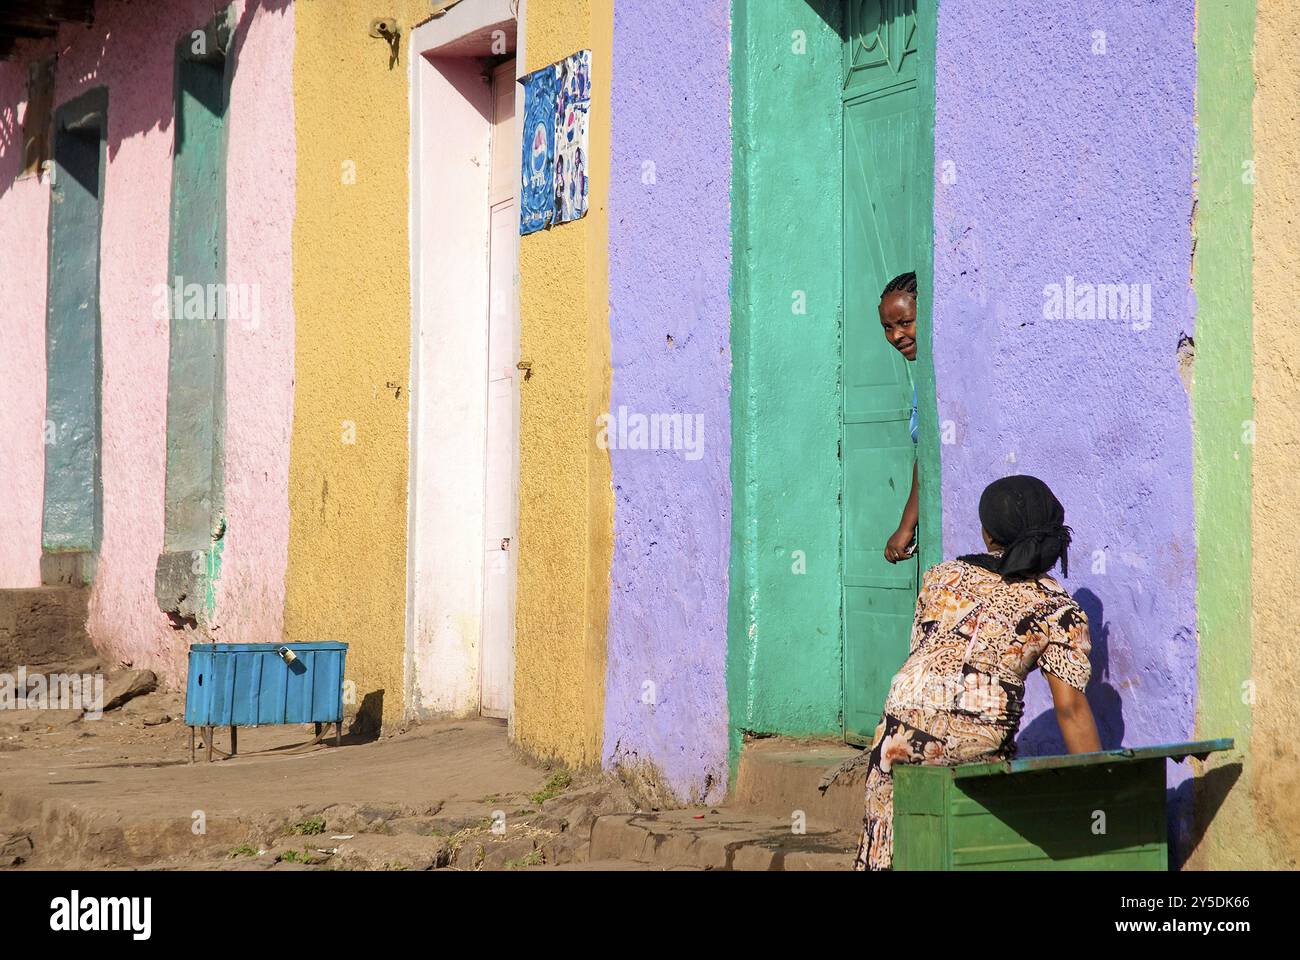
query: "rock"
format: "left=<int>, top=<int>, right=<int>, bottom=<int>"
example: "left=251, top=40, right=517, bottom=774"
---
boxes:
left=452, top=837, right=487, bottom=870
left=540, top=836, right=577, bottom=866
left=0, top=833, right=34, bottom=867
left=316, top=801, right=438, bottom=836
left=62, top=657, right=105, bottom=675
left=142, top=714, right=171, bottom=727
left=330, top=834, right=448, bottom=871
left=560, top=805, right=591, bottom=832
left=479, top=835, right=544, bottom=871
left=101, top=670, right=157, bottom=712
left=540, top=782, right=637, bottom=831
left=268, top=843, right=332, bottom=868
left=0, top=586, right=94, bottom=672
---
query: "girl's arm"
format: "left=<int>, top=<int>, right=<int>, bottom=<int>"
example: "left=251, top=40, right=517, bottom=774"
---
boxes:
left=1046, top=672, right=1102, bottom=754
left=885, top=462, right=920, bottom=563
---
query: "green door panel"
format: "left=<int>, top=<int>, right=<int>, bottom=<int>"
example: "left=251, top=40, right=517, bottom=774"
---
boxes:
left=842, top=0, right=924, bottom=743
left=43, top=87, right=108, bottom=571
left=155, top=11, right=235, bottom=624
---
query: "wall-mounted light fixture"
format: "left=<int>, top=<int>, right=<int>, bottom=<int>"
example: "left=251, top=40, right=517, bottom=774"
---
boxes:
left=369, top=17, right=402, bottom=68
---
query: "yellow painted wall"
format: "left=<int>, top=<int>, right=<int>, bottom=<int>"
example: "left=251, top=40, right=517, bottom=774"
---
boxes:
left=514, top=0, right=615, bottom=766
left=1250, top=0, right=1300, bottom=867
left=285, top=0, right=430, bottom=733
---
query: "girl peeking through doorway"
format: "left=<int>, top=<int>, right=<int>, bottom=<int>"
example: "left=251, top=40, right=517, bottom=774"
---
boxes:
left=878, top=271, right=920, bottom=563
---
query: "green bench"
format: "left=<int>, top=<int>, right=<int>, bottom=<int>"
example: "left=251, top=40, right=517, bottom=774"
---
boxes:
left=893, top=739, right=1232, bottom=870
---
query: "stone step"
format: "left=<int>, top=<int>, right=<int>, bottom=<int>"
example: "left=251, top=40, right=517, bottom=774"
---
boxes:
left=588, top=809, right=856, bottom=871
left=529, top=859, right=703, bottom=871
left=0, top=587, right=94, bottom=672
left=731, top=736, right=868, bottom=834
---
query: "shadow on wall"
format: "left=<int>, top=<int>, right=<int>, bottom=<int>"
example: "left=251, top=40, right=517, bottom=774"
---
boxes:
left=1017, top=587, right=1126, bottom=755
left=0, top=0, right=290, bottom=203
left=804, top=0, right=918, bottom=40
left=1169, top=761, right=1242, bottom=870
left=349, top=689, right=385, bottom=743
left=1017, top=587, right=1219, bottom=869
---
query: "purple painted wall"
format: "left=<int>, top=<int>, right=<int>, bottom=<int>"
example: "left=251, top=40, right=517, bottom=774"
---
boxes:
left=933, top=0, right=1198, bottom=847
left=602, top=0, right=732, bottom=803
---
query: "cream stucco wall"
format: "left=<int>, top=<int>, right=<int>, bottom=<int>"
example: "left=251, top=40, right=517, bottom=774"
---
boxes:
left=1249, top=0, right=1300, bottom=867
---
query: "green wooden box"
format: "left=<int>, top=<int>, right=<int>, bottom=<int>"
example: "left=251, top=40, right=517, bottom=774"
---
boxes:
left=893, top=739, right=1232, bottom=871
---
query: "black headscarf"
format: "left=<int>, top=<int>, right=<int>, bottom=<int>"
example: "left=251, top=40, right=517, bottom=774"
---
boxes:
left=958, top=475, right=1072, bottom=580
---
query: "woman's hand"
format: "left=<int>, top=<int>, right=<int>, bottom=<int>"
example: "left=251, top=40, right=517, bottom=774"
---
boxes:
left=1046, top=672, right=1102, bottom=754
left=885, top=522, right=917, bottom=563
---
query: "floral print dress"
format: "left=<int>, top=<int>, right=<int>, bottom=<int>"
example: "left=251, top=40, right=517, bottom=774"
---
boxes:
left=852, top=558, right=1093, bottom=871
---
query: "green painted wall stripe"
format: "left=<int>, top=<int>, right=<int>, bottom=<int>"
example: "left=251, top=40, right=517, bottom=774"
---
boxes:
left=161, top=19, right=232, bottom=555
left=1191, top=0, right=1257, bottom=867
left=728, top=0, right=846, bottom=776
left=915, top=1, right=942, bottom=573
left=43, top=86, right=108, bottom=560
left=156, top=11, right=237, bottom=623
left=726, top=0, right=757, bottom=777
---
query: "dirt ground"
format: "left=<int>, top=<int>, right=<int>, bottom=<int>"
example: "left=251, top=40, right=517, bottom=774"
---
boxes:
left=0, top=685, right=643, bottom=871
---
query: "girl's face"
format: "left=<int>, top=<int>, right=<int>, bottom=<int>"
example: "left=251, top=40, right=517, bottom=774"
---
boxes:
left=879, top=291, right=917, bottom=360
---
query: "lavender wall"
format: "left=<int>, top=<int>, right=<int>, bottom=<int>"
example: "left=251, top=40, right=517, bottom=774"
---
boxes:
left=933, top=0, right=1198, bottom=847
left=601, top=0, right=732, bottom=803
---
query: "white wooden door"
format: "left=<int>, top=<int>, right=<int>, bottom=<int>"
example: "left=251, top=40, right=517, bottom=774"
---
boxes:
left=481, top=59, right=519, bottom=719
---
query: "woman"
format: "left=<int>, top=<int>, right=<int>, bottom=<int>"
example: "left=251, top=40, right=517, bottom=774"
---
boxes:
left=841, top=474, right=1101, bottom=871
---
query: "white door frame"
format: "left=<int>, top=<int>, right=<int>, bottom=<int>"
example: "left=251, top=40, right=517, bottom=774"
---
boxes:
left=405, top=0, right=524, bottom=723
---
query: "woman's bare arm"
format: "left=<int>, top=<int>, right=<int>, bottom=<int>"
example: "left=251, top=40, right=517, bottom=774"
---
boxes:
left=1046, top=672, right=1101, bottom=754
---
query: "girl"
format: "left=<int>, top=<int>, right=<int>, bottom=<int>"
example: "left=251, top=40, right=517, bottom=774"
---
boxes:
left=878, top=272, right=920, bottom=562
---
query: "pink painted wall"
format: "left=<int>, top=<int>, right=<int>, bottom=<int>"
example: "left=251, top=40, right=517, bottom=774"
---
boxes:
left=212, top=1, right=296, bottom=659
left=0, top=0, right=295, bottom=685
left=0, top=64, right=48, bottom=588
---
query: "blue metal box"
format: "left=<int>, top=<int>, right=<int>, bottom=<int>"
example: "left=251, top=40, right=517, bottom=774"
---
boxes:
left=184, top=642, right=348, bottom=760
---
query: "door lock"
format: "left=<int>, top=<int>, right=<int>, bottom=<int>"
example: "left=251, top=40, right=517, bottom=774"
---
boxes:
left=500, top=538, right=511, bottom=551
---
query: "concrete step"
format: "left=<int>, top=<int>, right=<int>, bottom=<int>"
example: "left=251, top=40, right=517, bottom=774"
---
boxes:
left=589, top=809, right=856, bottom=871
left=0, top=587, right=94, bottom=672
left=731, top=737, right=868, bottom=834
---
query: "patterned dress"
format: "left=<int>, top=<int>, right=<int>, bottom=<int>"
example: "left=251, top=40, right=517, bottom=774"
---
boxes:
left=853, top=558, right=1093, bottom=871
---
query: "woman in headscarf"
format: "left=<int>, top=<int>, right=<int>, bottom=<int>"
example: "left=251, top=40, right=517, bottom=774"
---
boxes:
left=834, top=474, right=1101, bottom=871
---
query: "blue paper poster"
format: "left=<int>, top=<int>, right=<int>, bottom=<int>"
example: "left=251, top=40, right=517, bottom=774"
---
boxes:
left=519, top=50, right=591, bottom=236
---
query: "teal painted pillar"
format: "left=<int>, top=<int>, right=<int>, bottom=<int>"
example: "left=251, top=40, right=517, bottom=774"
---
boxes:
left=155, top=13, right=235, bottom=625
left=42, top=86, right=108, bottom=586
left=913, top=0, right=941, bottom=576
left=728, top=0, right=846, bottom=769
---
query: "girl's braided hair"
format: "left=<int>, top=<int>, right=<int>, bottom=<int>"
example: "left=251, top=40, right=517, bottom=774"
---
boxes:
left=880, top=271, right=917, bottom=300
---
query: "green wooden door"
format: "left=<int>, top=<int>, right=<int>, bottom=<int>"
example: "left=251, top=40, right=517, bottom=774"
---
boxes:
left=842, top=0, right=925, bottom=743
